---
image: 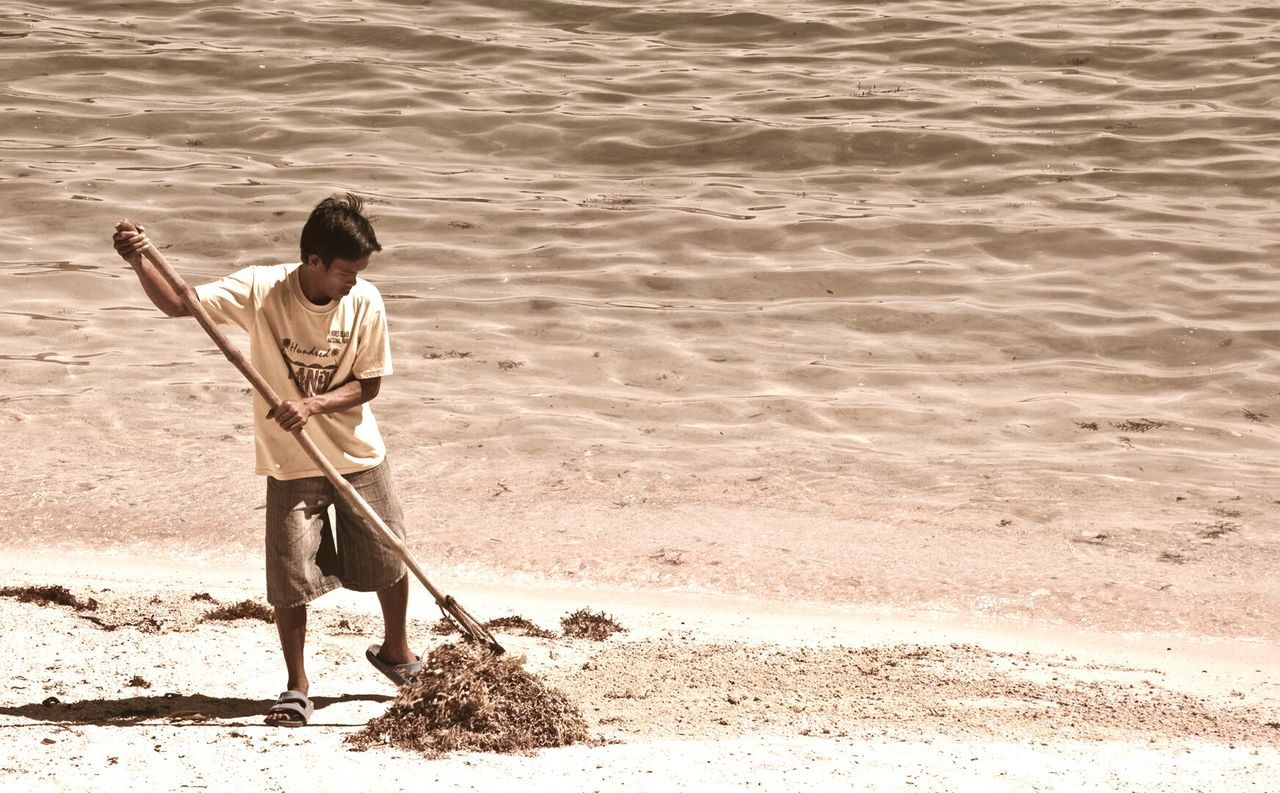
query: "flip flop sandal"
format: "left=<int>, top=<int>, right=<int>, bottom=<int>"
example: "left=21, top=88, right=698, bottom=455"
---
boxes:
left=266, top=689, right=313, bottom=727
left=366, top=643, right=422, bottom=687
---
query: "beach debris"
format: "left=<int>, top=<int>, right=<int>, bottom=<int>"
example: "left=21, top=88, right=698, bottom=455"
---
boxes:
left=435, top=614, right=557, bottom=639
left=1198, top=521, right=1241, bottom=540
left=127, top=676, right=152, bottom=689
left=200, top=600, right=274, bottom=624
left=603, top=687, right=651, bottom=700
left=4, top=588, right=206, bottom=633
left=1074, top=421, right=1099, bottom=431
left=0, top=584, right=99, bottom=612
left=422, top=348, right=473, bottom=359
left=483, top=615, right=558, bottom=639
left=649, top=547, right=685, bottom=565
left=84, top=609, right=169, bottom=634
left=1111, top=418, right=1164, bottom=433
left=1073, top=531, right=1109, bottom=545
left=561, top=609, right=626, bottom=641
left=348, top=642, right=588, bottom=757
left=190, top=592, right=217, bottom=602
left=1243, top=409, right=1267, bottom=422
left=431, top=617, right=462, bottom=636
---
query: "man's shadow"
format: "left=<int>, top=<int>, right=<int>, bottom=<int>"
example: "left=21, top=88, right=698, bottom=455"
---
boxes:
left=0, top=692, right=393, bottom=727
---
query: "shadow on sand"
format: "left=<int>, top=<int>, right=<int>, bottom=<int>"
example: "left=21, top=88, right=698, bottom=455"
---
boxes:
left=0, top=692, right=393, bottom=726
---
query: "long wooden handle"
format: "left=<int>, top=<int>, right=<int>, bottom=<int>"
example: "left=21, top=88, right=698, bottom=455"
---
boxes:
left=116, top=220, right=503, bottom=654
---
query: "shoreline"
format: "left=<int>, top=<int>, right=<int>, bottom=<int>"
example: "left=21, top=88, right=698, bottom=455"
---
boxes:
left=6, top=546, right=1278, bottom=656
left=1, top=549, right=1276, bottom=791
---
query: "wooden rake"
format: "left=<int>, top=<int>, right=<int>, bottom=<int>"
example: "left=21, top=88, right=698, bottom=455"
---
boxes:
left=115, top=219, right=504, bottom=655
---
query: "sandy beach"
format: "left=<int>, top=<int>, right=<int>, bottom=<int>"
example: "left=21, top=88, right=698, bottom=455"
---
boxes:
left=2, top=551, right=1278, bottom=791
left=4, top=0, right=1280, bottom=788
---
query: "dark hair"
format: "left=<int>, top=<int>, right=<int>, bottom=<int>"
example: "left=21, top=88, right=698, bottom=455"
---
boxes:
left=299, top=193, right=382, bottom=267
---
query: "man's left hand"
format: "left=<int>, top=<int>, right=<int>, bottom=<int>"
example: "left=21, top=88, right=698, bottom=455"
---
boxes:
left=267, top=399, right=313, bottom=432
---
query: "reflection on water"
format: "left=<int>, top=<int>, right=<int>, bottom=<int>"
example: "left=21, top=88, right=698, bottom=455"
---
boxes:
left=0, top=352, right=94, bottom=366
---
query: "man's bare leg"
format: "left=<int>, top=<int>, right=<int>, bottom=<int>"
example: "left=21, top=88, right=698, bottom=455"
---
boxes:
left=267, top=604, right=308, bottom=725
left=374, top=574, right=416, bottom=665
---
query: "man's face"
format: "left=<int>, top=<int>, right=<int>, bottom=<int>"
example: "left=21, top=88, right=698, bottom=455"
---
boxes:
left=308, top=255, right=370, bottom=300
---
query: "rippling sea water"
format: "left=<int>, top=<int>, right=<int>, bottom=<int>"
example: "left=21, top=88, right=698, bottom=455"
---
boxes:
left=2, top=2, right=1279, bottom=630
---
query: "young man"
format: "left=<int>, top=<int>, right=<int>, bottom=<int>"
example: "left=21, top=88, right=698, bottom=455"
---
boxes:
left=113, top=194, right=420, bottom=726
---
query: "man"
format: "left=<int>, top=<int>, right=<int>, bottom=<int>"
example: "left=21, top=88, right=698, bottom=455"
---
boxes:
left=113, top=194, right=420, bottom=726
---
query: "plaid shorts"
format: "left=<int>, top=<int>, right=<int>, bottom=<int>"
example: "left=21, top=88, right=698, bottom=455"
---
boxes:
left=264, top=461, right=407, bottom=608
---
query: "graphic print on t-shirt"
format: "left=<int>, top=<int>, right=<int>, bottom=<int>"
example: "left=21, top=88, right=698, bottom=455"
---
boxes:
left=279, top=337, right=341, bottom=396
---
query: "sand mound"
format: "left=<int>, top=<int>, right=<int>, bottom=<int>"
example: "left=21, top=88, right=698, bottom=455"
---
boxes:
left=348, top=642, right=589, bottom=757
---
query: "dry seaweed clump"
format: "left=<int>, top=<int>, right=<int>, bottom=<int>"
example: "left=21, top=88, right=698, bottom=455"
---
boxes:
left=0, top=585, right=98, bottom=612
left=484, top=615, right=558, bottom=639
left=561, top=608, right=626, bottom=641
left=200, top=600, right=274, bottom=624
left=348, top=642, right=588, bottom=757
left=436, top=614, right=557, bottom=639
left=431, top=616, right=461, bottom=636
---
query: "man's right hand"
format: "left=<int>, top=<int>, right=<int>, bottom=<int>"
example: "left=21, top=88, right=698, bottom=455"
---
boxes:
left=114, top=221, right=189, bottom=318
left=113, top=222, right=149, bottom=268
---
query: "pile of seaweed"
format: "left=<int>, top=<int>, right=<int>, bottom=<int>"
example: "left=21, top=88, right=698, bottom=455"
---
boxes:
left=0, top=584, right=98, bottom=612
left=431, top=609, right=626, bottom=642
left=200, top=599, right=274, bottom=624
left=560, top=608, right=625, bottom=641
left=348, top=642, right=589, bottom=757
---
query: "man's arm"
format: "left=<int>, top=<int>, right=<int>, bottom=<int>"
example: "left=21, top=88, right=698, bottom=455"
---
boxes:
left=113, top=225, right=190, bottom=317
left=267, top=377, right=381, bottom=432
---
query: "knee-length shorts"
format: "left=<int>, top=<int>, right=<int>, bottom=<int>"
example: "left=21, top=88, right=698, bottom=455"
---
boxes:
left=264, top=461, right=407, bottom=608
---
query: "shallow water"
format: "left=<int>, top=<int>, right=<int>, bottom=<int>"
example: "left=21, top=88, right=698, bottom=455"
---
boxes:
left=2, top=1, right=1279, bottom=634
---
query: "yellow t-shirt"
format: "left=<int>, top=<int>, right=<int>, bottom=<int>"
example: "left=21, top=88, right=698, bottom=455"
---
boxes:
left=195, top=263, right=392, bottom=480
